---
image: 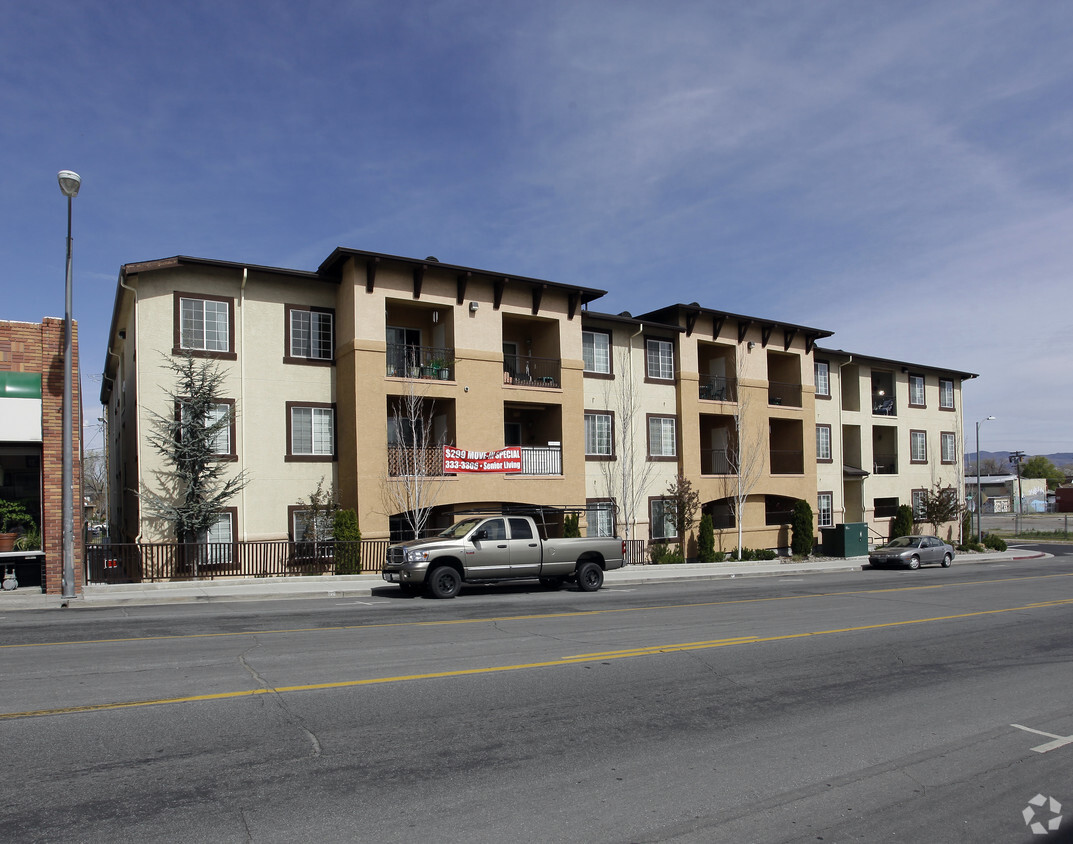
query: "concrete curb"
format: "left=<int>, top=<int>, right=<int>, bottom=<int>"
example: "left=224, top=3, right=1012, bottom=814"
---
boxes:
left=0, top=550, right=1051, bottom=611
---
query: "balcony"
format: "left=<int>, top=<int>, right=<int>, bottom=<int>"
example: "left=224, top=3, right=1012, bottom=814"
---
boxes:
left=872, top=452, right=898, bottom=474
left=699, top=375, right=737, bottom=402
left=768, top=382, right=802, bottom=408
left=770, top=449, right=804, bottom=474
left=387, top=445, right=444, bottom=477
left=503, top=355, right=561, bottom=388
left=871, top=395, right=896, bottom=416
left=509, top=445, right=562, bottom=475
left=386, top=343, right=455, bottom=381
left=700, top=448, right=735, bottom=476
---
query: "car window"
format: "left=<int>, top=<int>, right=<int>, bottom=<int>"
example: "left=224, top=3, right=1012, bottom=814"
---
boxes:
left=508, top=518, right=533, bottom=540
left=480, top=519, right=506, bottom=541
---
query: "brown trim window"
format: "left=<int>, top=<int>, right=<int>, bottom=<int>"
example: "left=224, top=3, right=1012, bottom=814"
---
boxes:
left=941, top=431, right=957, bottom=464
left=910, top=429, right=928, bottom=463
left=584, top=410, right=615, bottom=459
left=908, top=374, right=926, bottom=408
left=173, top=292, right=237, bottom=360
left=817, top=491, right=834, bottom=528
left=816, top=424, right=833, bottom=463
left=285, top=304, right=335, bottom=365
left=582, top=329, right=613, bottom=378
left=815, top=360, right=831, bottom=399
left=286, top=402, right=336, bottom=462
left=194, top=507, right=238, bottom=565
left=645, top=336, right=675, bottom=382
left=585, top=498, right=616, bottom=537
left=288, top=504, right=334, bottom=542
left=939, top=379, right=955, bottom=410
left=176, top=397, right=237, bottom=461
left=649, top=497, right=676, bottom=541
left=647, top=414, right=677, bottom=460
left=911, top=489, right=927, bottom=520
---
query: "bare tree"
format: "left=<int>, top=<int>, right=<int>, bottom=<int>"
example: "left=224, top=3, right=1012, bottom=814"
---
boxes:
left=599, top=346, right=659, bottom=543
left=380, top=379, right=447, bottom=540
left=664, top=474, right=700, bottom=558
left=83, top=448, right=107, bottom=524
left=725, top=351, right=766, bottom=557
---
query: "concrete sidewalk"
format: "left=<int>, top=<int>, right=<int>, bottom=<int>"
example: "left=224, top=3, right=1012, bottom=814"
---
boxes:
left=0, top=549, right=1051, bottom=612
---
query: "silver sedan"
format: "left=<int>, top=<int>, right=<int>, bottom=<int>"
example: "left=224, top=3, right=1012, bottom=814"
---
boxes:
left=869, top=535, right=955, bottom=570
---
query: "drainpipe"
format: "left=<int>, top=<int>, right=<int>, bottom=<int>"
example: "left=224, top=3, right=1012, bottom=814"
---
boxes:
left=239, top=267, right=247, bottom=541
left=837, top=355, right=854, bottom=525
left=118, top=271, right=142, bottom=544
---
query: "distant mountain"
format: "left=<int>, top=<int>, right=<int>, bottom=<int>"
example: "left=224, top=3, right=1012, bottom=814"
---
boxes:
left=964, top=451, right=1073, bottom=467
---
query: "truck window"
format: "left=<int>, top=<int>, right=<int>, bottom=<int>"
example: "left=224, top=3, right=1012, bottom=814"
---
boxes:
left=480, top=519, right=506, bottom=541
left=508, top=518, right=533, bottom=540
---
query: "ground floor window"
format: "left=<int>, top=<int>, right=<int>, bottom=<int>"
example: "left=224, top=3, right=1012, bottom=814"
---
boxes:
left=586, top=500, right=615, bottom=537
left=765, top=495, right=796, bottom=526
left=817, top=492, right=833, bottom=528
left=649, top=498, right=676, bottom=540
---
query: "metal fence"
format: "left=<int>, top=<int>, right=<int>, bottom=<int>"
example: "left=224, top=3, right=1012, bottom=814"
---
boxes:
left=86, top=539, right=390, bottom=584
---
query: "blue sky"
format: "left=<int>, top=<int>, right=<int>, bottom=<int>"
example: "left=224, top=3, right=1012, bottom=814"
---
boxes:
left=4, top=0, right=1071, bottom=455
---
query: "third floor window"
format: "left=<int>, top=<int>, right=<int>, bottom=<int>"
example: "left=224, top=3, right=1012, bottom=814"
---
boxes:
left=646, top=338, right=674, bottom=380
left=288, top=307, right=334, bottom=361
left=582, top=330, right=610, bottom=374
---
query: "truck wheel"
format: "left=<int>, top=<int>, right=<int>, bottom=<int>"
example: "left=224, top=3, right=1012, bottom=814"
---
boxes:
left=427, top=566, right=461, bottom=599
left=576, top=561, right=603, bottom=592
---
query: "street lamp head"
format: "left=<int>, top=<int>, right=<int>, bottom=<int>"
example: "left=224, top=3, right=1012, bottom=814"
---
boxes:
left=986, top=415, right=995, bottom=421
left=57, top=170, right=81, bottom=198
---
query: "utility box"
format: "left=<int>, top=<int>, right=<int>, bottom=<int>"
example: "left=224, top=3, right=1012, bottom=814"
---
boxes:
left=821, top=523, right=869, bottom=557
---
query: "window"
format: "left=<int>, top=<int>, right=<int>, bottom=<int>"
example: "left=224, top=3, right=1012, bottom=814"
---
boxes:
left=195, top=510, right=235, bottom=565
left=911, top=489, right=927, bottom=520
left=765, top=495, right=796, bottom=526
left=874, top=497, right=899, bottom=519
left=909, top=374, right=925, bottom=407
left=648, top=415, right=677, bottom=459
left=584, top=411, right=613, bottom=458
left=287, top=306, right=334, bottom=362
left=941, top=432, right=957, bottom=464
left=910, top=430, right=927, bottom=463
left=650, top=499, right=675, bottom=540
left=287, top=403, right=335, bottom=460
left=582, top=330, right=611, bottom=375
left=817, top=492, right=833, bottom=528
left=586, top=501, right=614, bottom=537
left=646, top=338, right=674, bottom=381
left=939, top=379, right=955, bottom=410
left=816, top=424, right=832, bottom=462
left=178, top=399, right=236, bottom=459
left=815, top=361, right=830, bottom=398
left=290, top=508, right=333, bottom=542
left=175, top=293, right=233, bottom=356
left=508, top=518, right=534, bottom=540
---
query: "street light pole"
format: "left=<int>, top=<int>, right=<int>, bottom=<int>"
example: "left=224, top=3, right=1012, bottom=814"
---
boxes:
left=58, top=170, right=81, bottom=603
left=975, top=415, right=995, bottom=544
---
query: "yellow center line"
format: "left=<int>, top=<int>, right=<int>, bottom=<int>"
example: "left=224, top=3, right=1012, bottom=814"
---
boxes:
left=2, top=571, right=1071, bottom=651
left=1, top=597, right=1069, bottom=722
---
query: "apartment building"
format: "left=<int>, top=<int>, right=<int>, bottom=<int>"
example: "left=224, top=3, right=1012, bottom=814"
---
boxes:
left=100, top=247, right=973, bottom=556
left=814, top=347, right=976, bottom=543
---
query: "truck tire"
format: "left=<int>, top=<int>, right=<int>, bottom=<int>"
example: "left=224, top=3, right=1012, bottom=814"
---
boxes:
left=576, top=561, right=603, bottom=592
left=427, top=565, right=462, bottom=599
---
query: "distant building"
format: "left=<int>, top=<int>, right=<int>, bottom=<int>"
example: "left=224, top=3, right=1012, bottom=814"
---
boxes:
left=964, top=475, right=1049, bottom=514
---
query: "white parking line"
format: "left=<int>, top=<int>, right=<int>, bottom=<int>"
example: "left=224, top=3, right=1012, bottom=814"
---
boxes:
left=1011, top=724, right=1073, bottom=753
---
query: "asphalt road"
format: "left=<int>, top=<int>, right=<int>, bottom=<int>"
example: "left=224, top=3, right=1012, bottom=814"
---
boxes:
left=2, top=548, right=1072, bottom=843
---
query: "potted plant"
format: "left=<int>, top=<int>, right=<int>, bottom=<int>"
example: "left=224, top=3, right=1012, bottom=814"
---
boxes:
left=0, top=498, right=34, bottom=553
left=430, top=358, right=452, bottom=380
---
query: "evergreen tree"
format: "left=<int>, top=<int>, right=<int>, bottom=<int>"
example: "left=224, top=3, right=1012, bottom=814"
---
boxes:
left=790, top=499, right=814, bottom=556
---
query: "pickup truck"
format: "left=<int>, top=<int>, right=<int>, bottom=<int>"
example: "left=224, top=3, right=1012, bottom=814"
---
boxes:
left=381, top=514, right=625, bottom=598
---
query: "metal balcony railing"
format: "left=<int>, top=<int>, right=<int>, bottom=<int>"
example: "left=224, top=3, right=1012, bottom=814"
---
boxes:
left=768, top=382, right=802, bottom=407
left=509, top=445, right=562, bottom=475
left=503, top=356, right=560, bottom=388
left=699, top=375, right=737, bottom=402
left=386, top=343, right=455, bottom=380
left=872, top=395, right=896, bottom=416
left=700, top=448, right=735, bottom=476
left=872, top=453, right=898, bottom=474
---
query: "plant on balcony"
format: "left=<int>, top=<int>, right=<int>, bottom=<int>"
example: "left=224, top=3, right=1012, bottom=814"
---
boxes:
left=429, top=358, right=452, bottom=380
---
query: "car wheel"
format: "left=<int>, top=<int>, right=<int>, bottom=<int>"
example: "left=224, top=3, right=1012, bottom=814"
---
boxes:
left=539, top=577, right=564, bottom=590
left=576, top=561, right=604, bottom=592
left=941, top=553, right=952, bottom=568
left=427, top=565, right=461, bottom=599
left=907, top=555, right=920, bottom=570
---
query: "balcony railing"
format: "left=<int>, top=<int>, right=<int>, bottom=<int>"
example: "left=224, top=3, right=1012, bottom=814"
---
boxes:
left=700, top=448, right=735, bottom=476
left=386, top=343, right=455, bottom=380
left=768, top=382, right=802, bottom=408
left=699, top=375, right=737, bottom=402
left=872, top=395, right=896, bottom=416
left=508, top=445, right=562, bottom=475
left=872, top=453, right=898, bottom=474
left=503, top=356, right=560, bottom=388
left=770, top=449, right=804, bottom=474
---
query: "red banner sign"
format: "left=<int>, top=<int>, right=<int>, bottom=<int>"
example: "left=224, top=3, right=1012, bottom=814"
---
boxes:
left=443, top=446, right=522, bottom=473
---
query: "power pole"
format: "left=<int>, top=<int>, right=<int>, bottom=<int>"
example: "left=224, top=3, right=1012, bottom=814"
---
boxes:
left=1009, top=451, right=1026, bottom=516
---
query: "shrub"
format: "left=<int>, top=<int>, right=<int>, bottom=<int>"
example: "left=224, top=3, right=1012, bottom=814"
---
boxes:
left=983, top=533, right=1007, bottom=552
left=727, top=547, right=777, bottom=562
left=890, top=505, right=914, bottom=541
left=564, top=513, right=580, bottom=538
left=649, top=543, right=684, bottom=564
left=333, top=508, right=362, bottom=574
left=697, top=514, right=716, bottom=563
left=790, top=500, right=814, bottom=556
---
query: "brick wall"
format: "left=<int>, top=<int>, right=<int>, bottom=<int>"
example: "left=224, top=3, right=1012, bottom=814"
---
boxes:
left=0, top=318, right=83, bottom=595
